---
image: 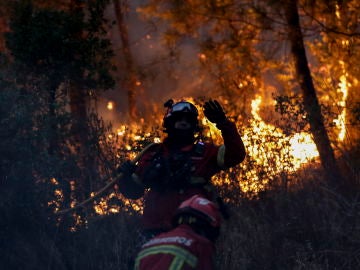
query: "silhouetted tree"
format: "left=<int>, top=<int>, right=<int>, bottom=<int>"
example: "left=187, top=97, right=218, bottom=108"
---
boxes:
left=5, top=0, right=115, bottom=203
left=283, top=0, right=343, bottom=186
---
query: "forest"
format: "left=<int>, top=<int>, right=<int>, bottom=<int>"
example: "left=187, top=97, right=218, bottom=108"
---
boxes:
left=0, top=0, right=359, bottom=269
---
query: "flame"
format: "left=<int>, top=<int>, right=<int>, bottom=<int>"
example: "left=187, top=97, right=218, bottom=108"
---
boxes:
left=48, top=178, right=64, bottom=213
left=219, top=95, right=320, bottom=195
left=52, top=93, right=344, bottom=219
left=93, top=192, right=143, bottom=215
left=198, top=53, right=207, bottom=61
left=335, top=5, right=341, bottom=19
left=251, top=95, right=262, bottom=120
left=107, top=96, right=319, bottom=197
left=332, top=61, right=349, bottom=142
left=333, top=73, right=348, bottom=141
left=50, top=177, right=59, bottom=185
left=107, top=101, right=114, bottom=110
left=93, top=193, right=120, bottom=215
left=289, top=132, right=319, bottom=165
left=332, top=4, right=349, bottom=142
left=249, top=96, right=319, bottom=170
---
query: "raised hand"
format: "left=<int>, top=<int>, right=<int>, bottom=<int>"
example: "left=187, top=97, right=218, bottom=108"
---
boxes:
left=203, top=99, right=227, bottom=125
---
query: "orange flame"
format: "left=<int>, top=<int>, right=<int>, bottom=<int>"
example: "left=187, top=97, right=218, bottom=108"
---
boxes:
left=51, top=90, right=350, bottom=219
left=249, top=96, right=319, bottom=170
left=333, top=60, right=349, bottom=141
left=333, top=5, right=349, bottom=142
left=107, top=101, right=114, bottom=110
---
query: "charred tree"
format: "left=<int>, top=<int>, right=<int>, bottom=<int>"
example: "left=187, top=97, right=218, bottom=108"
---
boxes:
left=284, top=0, right=343, bottom=186
left=67, top=0, right=92, bottom=201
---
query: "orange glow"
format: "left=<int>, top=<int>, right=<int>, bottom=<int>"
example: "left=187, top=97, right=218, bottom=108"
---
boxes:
left=48, top=178, right=64, bottom=213
left=50, top=177, right=59, bottom=185
left=332, top=5, right=349, bottom=142
left=107, top=96, right=320, bottom=196
left=107, top=101, right=114, bottom=110
left=198, top=53, right=207, bottom=61
left=333, top=61, right=349, bottom=141
left=116, top=125, right=127, bottom=136
left=289, top=133, right=319, bottom=165
left=53, top=91, right=350, bottom=218
left=93, top=192, right=142, bottom=215
left=248, top=96, right=319, bottom=171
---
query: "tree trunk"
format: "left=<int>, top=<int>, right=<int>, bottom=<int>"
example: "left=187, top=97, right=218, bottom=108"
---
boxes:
left=68, top=0, right=91, bottom=200
left=69, top=0, right=88, bottom=141
left=69, top=83, right=87, bottom=140
left=284, top=0, right=342, bottom=186
left=113, top=0, right=140, bottom=120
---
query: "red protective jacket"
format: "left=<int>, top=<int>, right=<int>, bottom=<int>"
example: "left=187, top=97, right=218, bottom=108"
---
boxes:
left=134, top=224, right=216, bottom=270
left=134, top=120, right=246, bottom=231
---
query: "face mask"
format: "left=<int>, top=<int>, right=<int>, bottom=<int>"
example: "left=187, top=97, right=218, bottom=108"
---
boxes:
left=167, top=128, right=195, bottom=145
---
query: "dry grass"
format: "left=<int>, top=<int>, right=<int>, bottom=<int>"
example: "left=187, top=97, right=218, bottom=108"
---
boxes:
left=1, top=166, right=359, bottom=270
left=216, top=173, right=360, bottom=269
left=48, top=169, right=359, bottom=270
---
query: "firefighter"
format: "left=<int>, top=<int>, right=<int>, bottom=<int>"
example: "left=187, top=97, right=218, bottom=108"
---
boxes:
left=134, top=195, right=222, bottom=270
left=117, top=99, right=245, bottom=240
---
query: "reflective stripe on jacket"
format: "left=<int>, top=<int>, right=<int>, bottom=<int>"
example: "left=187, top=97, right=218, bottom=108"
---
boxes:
left=134, top=224, right=215, bottom=270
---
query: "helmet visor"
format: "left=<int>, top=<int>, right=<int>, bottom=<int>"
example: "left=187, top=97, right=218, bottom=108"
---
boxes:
left=171, top=102, right=198, bottom=115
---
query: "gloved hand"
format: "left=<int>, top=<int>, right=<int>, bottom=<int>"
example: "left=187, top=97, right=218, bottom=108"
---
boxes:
left=203, top=99, right=227, bottom=125
left=117, top=160, right=144, bottom=200
left=143, top=156, right=167, bottom=189
left=117, top=160, right=136, bottom=178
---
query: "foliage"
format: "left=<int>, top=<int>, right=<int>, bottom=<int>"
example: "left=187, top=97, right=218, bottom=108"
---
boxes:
left=274, top=95, right=309, bottom=134
left=2, top=0, right=118, bottom=204
left=0, top=1, right=118, bottom=268
left=0, top=55, right=119, bottom=268
left=0, top=59, right=65, bottom=269
left=138, top=0, right=264, bottom=118
left=5, top=0, right=115, bottom=90
left=137, top=0, right=360, bottom=153
left=350, top=102, right=360, bottom=124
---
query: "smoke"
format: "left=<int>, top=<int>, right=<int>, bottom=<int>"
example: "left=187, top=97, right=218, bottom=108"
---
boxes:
left=99, top=1, right=214, bottom=125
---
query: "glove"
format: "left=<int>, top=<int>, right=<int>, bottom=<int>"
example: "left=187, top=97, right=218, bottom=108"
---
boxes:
left=143, top=156, right=167, bottom=189
left=203, top=99, right=227, bottom=125
left=117, top=160, right=136, bottom=178
left=117, top=160, right=144, bottom=199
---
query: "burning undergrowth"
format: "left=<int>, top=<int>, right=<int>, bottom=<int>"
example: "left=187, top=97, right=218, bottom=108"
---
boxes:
left=1, top=84, right=358, bottom=269
left=49, top=94, right=327, bottom=229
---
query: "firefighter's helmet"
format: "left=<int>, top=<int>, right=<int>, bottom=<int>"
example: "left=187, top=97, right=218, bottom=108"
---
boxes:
left=173, top=195, right=222, bottom=241
left=163, top=99, right=199, bottom=133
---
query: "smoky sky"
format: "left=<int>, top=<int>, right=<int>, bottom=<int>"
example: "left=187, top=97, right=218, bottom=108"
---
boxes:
left=99, top=1, right=215, bottom=125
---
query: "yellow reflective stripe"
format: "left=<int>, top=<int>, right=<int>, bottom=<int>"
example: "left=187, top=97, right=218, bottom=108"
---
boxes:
left=217, top=145, right=226, bottom=168
left=135, top=244, right=197, bottom=270
left=170, top=256, right=184, bottom=270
